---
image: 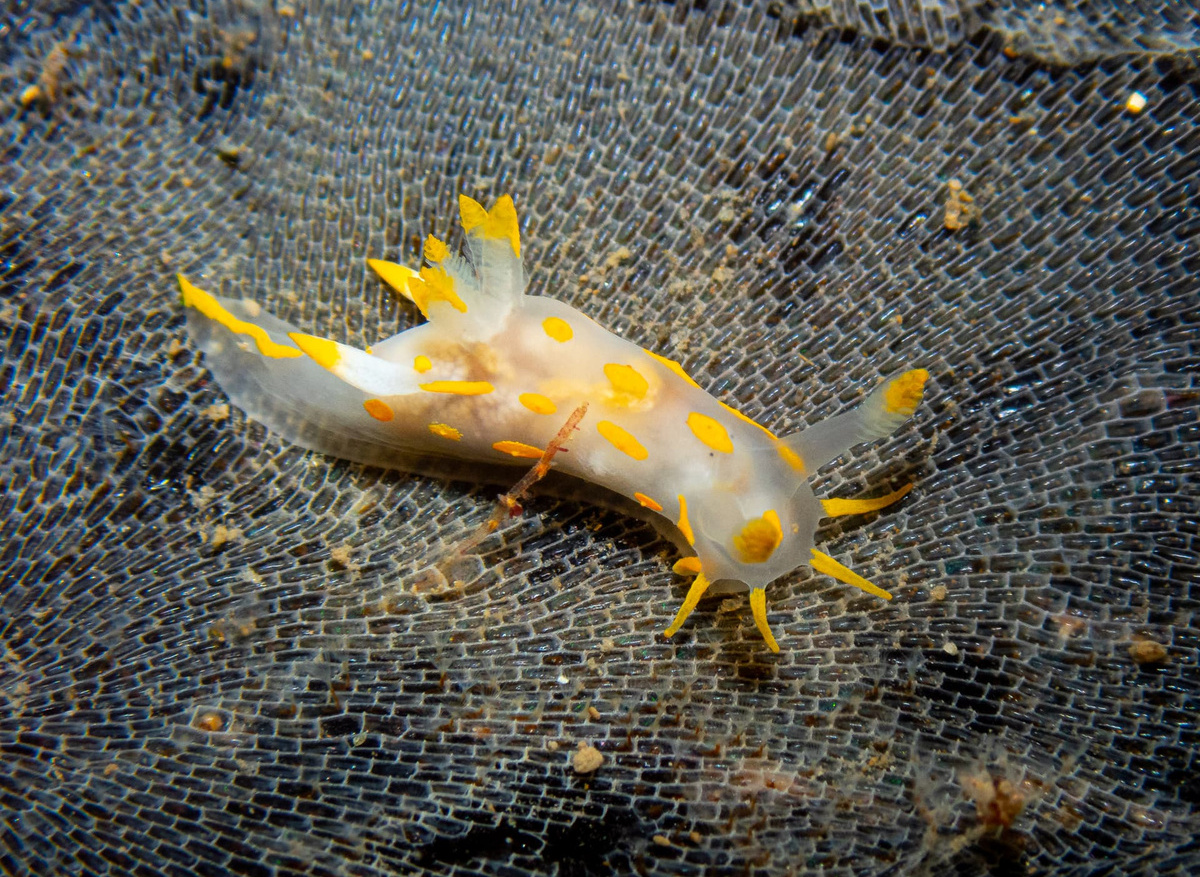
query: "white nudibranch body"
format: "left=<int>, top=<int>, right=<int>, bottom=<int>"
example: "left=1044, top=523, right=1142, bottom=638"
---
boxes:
left=181, top=194, right=929, bottom=652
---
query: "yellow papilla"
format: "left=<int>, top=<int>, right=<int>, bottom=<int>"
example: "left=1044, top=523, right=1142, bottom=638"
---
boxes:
left=407, top=265, right=467, bottom=316
left=423, top=235, right=450, bottom=264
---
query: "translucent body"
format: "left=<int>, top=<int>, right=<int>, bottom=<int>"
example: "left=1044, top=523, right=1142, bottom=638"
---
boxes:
left=181, top=195, right=927, bottom=651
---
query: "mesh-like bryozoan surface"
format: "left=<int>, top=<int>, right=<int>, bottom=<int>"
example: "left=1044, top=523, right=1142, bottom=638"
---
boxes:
left=2, top=2, right=1197, bottom=875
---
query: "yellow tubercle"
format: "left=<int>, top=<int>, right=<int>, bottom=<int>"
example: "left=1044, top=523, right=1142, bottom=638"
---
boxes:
left=428, top=423, right=462, bottom=441
left=883, top=369, right=929, bottom=416
left=686, top=411, right=733, bottom=454
left=287, top=332, right=341, bottom=370
left=749, top=589, right=780, bottom=653
left=597, top=420, right=648, bottom=461
left=732, top=510, right=783, bottom=564
left=178, top=275, right=301, bottom=360
left=459, top=193, right=521, bottom=257
left=419, top=380, right=495, bottom=396
left=413, top=355, right=433, bottom=373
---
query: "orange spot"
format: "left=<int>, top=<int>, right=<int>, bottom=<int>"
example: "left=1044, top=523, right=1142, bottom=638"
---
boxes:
left=428, top=423, right=462, bottom=441
left=597, top=420, right=648, bottom=460
left=420, top=380, right=494, bottom=395
left=604, top=363, right=648, bottom=401
left=543, top=317, right=573, bottom=342
left=672, top=556, right=702, bottom=576
left=363, top=399, right=394, bottom=422
left=633, top=492, right=663, bottom=512
left=686, top=411, right=733, bottom=454
left=519, top=392, right=557, bottom=415
left=676, top=495, right=694, bottom=545
left=493, top=440, right=544, bottom=459
left=776, top=444, right=805, bottom=473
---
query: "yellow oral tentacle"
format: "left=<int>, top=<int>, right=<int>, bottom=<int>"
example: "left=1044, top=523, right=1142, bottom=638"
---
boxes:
left=810, top=549, right=893, bottom=601
left=820, top=483, right=914, bottom=517
left=662, top=572, right=712, bottom=640
left=749, top=588, right=780, bottom=653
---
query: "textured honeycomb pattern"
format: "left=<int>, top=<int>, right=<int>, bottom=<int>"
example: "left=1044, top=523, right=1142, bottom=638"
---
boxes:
left=1, top=2, right=1197, bottom=875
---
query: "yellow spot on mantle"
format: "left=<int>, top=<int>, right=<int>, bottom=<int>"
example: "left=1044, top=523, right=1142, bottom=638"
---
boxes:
left=676, top=494, right=694, bottom=545
left=597, top=421, right=648, bottom=461
left=420, top=380, right=494, bottom=396
left=543, top=317, right=573, bottom=343
left=519, top=392, right=557, bottom=415
left=413, top=355, right=432, bottom=373
left=363, top=399, right=394, bottom=422
left=429, top=423, right=462, bottom=441
left=686, top=411, right=733, bottom=454
left=604, top=363, right=648, bottom=402
left=733, top=510, right=782, bottom=564
left=883, top=369, right=929, bottom=416
left=633, top=492, right=662, bottom=512
left=178, top=275, right=301, bottom=360
left=493, top=440, right=543, bottom=459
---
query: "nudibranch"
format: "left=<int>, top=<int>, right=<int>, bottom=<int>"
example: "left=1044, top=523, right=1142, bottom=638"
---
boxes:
left=180, top=194, right=928, bottom=652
